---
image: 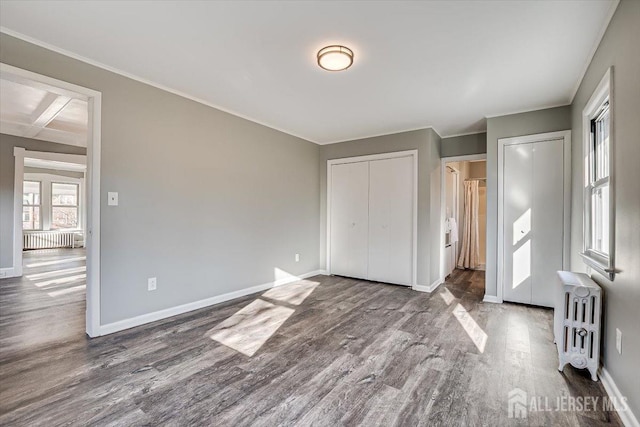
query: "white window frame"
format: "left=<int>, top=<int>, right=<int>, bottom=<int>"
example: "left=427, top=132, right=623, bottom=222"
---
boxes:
left=581, top=67, right=615, bottom=281
left=22, top=180, right=42, bottom=231
left=51, top=182, right=81, bottom=230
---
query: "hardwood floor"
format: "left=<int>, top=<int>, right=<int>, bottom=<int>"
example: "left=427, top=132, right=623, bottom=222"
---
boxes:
left=0, top=248, right=86, bottom=356
left=0, top=262, right=622, bottom=426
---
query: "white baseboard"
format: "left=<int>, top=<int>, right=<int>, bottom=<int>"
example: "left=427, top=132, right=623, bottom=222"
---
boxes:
left=98, top=269, right=327, bottom=336
left=413, top=277, right=443, bottom=293
left=0, top=267, right=17, bottom=279
left=600, top=366, right=640, bottom=427
left=482, top=295, right=501, bottom=303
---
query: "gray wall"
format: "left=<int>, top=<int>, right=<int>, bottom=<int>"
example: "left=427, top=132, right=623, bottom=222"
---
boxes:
left=319, top=128, right=442, bottom=286
left=441, top=132, right=486, bottom=157
left=484, top=106, right=571, bottom=298
left=569, top=0, right=640, bottom=417
left=0, top=133, right=87, bottom=268
left=0, top=34, right=320, bottom=325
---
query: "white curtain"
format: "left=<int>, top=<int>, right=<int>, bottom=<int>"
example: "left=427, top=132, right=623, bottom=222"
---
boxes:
left=457, top=180, right=480, bottom=269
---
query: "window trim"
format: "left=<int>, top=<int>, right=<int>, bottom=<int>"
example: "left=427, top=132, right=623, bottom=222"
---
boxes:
left=581, top=67, right=615, bottom=281
left=22, top=180, right=42, bottom=231
left=51, top=181, right=80, bottom=230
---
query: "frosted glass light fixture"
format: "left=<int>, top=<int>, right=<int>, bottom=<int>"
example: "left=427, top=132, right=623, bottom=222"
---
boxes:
left=317, top=45, right=354, bottom=71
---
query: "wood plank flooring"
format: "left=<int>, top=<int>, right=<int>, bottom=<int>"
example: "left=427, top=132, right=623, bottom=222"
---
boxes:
left=0, top=259, right=623, bottom=426
left=0, top=248, right=86, bottom=357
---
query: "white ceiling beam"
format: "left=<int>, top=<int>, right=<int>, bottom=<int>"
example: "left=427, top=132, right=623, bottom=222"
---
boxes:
left=1, top=119, right=87, bottom=148
left=23, top=92, right=72, bottom=138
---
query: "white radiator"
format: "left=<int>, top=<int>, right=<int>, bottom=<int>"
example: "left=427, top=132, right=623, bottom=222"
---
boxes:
left=23, top=231, right=82, bottom=250
left=554, top=271, right=601, bottom=381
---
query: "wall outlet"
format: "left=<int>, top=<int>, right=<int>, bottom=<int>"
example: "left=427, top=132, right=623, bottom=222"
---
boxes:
left=148, top=277, right=157, bottom=291
left=616, top=328, right=622, bottom=354
left=295, top=253, right=300, bottom=262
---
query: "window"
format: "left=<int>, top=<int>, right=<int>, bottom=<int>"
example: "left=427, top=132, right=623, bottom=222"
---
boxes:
left=23, top=181, right=41, bottom=230
left=582, top=67, right=614, bottom=280
left=51, top=183, right=79, bottom=229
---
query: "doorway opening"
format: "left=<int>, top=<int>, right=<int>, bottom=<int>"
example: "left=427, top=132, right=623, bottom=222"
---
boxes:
left=441, top=155, right=487, bottom=296
left=0, top=63, right=101, bottom=339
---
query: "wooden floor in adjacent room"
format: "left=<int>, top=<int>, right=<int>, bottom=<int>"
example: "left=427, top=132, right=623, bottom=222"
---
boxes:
left=0, top=263, right=622, bottom=426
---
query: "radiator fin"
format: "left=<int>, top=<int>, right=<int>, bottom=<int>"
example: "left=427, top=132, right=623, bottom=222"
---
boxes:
left=23, top=231, right=83, bottom=250
left=554, top=272, right=601, bottom=382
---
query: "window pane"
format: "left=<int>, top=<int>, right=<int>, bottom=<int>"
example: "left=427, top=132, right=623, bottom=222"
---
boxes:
left=23, top=181, right=40, bottom=205
left=590, top=183, right=609, bottom=255
left=22, top=206, right=40, bottom=230
left=52, top=183, right=78, bottom=206
left=594, top=108, right=609, bottom=181
left=51, top=206, right=78, bottom=229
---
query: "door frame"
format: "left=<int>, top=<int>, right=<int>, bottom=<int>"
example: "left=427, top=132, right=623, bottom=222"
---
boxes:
left=444, top=164, right=460, bottom=275
left=1, top=63, right=102, bottom=338
left=497, top=130, right=571, bottom=304
left=327, top=150, right=418, bottom=287
left=439, top=154, right=486, bottom=285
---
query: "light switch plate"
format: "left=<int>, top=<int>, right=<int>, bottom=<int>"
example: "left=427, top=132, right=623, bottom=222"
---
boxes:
left=108, top=192, right=118, bottom=206
left=616, top=328, right=622, bottom=354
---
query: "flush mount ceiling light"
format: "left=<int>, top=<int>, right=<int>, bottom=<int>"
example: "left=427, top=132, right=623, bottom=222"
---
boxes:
left=317, top=45, right=354, bottom=71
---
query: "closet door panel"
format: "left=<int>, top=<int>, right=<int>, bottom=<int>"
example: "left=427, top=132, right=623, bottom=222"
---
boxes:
left=503, top=144, right=534, bottom=304
left=330, top=162, right=369, bottom=279
left=368, top=156, right=413, bottom=285
left=531, top=139, right=564, bottom=307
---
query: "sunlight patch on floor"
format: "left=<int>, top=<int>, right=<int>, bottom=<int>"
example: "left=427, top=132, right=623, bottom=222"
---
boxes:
left=26, top=266, right=86, bottom=280
left=440, top=287, right=455, bottom=305
left=262, top=279, right=319, bottom=305
left=34, top=274, right=86, bottom=288
left=25, top=256, right=86, bottom=268
left=453, top=303, right=487, bottom=353
left=47, top=284, right=86, bottom=297
left=210, top=299, right=295, bottom=357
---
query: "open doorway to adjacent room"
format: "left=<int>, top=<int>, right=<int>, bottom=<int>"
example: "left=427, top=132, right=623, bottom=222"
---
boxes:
left=0, top=63, right=102, bottom=345
left=442, top=155, right=487, bottom=296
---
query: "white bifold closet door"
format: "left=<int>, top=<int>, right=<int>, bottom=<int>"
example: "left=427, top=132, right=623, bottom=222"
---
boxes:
left=330, top=161, right=370, bottom=279
left=330, top=155, right=413, bottom=286
left=503, top=138, right=564, bottom=307
left=368, top=157, right=413, bottom=285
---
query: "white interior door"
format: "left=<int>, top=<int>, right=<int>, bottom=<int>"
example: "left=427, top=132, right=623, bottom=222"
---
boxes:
left=503, top=138, right=565, bottom=307
left=367, top=156, right=413, bottom=285
left=330, top=161, right=369, bottom=279
left=531, top=139, right=564, bottom=307
left=503, top=143, right=534, bottom=304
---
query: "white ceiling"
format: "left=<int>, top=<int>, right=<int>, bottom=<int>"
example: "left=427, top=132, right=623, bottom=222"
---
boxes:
left=0, top=1, right=617, bottom=144
left=0, top=74, right=88, bottom=147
